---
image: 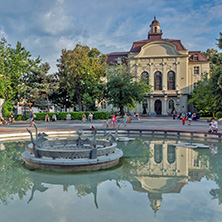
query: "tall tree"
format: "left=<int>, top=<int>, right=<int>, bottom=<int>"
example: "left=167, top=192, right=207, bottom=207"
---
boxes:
left=106, top=64, right=151, bottom=115
left=57, top=44, right=106, bottom=111
left=216, top=32, right=222, bottom=49
left=25, top=63, right=59, bottom=111
left=188, top=75, right=217, bottom=116
left=0, top=38, right=40, bottom=116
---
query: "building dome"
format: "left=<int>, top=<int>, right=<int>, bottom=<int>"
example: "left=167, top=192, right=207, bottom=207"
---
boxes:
left=150, top=16, right=160, bottom=26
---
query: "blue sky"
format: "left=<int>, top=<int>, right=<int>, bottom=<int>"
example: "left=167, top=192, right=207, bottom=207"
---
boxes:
left=0, top=0, right=221, bottom=73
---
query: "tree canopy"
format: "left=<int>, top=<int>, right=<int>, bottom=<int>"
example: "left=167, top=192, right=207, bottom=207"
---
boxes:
left=0, top=38, right=40, bottom=116
left=106, top=64, right=151, bottom=115
left=56, top=44, right=107, bottom=111
left=25, top=62, right=59, bottom=111
left=190, top=33, right=222, bottom=116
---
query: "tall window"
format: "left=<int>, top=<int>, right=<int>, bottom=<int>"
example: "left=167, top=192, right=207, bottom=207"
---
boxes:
left=154, top=71, right=162, bottom=90
left=194, top=66, right=200, bottom=75
left=154, top=144, right=163, bottom=164
left=169, top=100, right=174, bottom=109
left=101, top=102, right=106, bottom=109
left=141, top=71, right=149, bottom=85
left=167, top=71, right=175, bottom=90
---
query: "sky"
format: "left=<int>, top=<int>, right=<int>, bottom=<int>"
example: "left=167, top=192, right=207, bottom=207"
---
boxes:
left=0, top=0, right=222, bottom=73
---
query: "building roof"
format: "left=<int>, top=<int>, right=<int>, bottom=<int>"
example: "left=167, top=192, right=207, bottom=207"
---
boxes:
left=188, top=51, right=208, bottom=62
left=129, top=39, right=187, bottom=53
left=106, top=52, right=128, bottom=65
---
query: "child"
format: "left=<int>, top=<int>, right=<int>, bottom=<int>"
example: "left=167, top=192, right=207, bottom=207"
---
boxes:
left=105, top=119, right=109, bottom=128
left=208, top=123, right=213, bottom=133
left=181, top=113, right=185, bottom=125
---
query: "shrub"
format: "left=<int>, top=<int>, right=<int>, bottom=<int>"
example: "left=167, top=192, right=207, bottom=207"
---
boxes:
left=216, top=111, right=222, bottom=119
left=13, top=111, right=109, bottom=121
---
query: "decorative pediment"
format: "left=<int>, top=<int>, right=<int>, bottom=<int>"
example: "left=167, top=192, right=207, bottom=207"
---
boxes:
left=134, top=41, right=184, bottom=58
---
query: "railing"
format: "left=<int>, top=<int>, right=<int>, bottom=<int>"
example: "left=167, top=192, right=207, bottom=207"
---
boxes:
left=80, top=128, right=222, bottom=141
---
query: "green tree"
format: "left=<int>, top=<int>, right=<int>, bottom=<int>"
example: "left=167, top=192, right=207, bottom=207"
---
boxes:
left=57, top=44, right=106, bottom=111
left=188, top=75, right=217, bottom=116
left=106, top=65, right=151, bottom=115
left=0, top=38, right=40, bottom=116
left=25, top=62, right=59, bottom=111
left=216, top=32, right=222, bottom=50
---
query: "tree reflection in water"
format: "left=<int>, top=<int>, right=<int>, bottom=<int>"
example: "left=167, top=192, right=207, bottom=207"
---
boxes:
left=0, top=141, right=32, bottom=205
left=0, top=138, right=222, bottom=213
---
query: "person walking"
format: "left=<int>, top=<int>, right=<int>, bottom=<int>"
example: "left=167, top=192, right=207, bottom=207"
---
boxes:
left=82, top=113, right=86, bottom=123
left=124, top=113, right=127, bottom=127
left=29, top=108, right=36, bottom=127
left=88, top=113, right=93, bottom=122
left=187, top=111, right=192, bottom=125
left=181, top=113, right=186, bottom=125
left=111, top=114, right=116, bottom=128
left=66, top=113, right=71, bottom=123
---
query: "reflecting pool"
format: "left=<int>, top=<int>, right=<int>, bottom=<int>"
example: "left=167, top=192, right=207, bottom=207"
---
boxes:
left=1, top=137, right=222, bottom=222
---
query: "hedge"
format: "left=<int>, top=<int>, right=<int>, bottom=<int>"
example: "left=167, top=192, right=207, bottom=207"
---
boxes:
left=216, top=111, right=222, bottom=120
left=14, top=111, right=109, bottom=121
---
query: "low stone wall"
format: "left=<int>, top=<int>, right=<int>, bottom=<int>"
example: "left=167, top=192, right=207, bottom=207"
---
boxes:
left=28, top=139, right=116, bottom=159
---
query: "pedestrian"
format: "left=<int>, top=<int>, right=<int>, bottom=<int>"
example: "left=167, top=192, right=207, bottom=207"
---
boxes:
left=187, top=111, right=192, bottom=125
left=66, top=113, right=71, bottom=123
left=52, top=114, right=57, bottom=122
left=45, top=114, right=50, bottom=122
left=29, top=108, right=36, bottom=127
left=181, top=113, right=186, bottom=125
left=124, top=113, right=127, bottom=127
left=210, top=118, right=218, bottom=133
left=105, top=118, right=109, bottom=128
left=88, top=113, right=93, bottom=122
left=111, top=114, right=116, bottom=128
left=173, top=110, right=176, bottom=120
left=82, top=113, right=86, bottom=123
left=9, top=113, right=15, bottom=123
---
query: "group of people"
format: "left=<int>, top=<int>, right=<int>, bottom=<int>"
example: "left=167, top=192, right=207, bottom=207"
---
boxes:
left=208, top=118, right=218, bottom=133
left=175, top=111, right=199, bottom=126
left=104, top=113, right=128, bottom=128
left=0, top=114, right=15, bottom=125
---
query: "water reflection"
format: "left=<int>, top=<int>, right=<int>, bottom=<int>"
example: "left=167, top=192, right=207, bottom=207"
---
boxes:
left=0, top=138, right=222, bottom=218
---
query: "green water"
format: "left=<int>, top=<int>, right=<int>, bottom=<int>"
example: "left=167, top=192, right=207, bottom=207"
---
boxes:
left=0, top=137, right=222, bottom=222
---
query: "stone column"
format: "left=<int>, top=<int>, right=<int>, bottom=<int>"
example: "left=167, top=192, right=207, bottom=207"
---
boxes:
left=162, top=98, right=167, bottom=115
left=176, top=60, right=180, bottom=91
left=162, top=59, right=167, bottom=90
left=149, top=95, right=154, bottom=114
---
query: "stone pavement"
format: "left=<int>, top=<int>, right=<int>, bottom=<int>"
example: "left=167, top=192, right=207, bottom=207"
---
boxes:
left=0, top=117, right=218, bottom=135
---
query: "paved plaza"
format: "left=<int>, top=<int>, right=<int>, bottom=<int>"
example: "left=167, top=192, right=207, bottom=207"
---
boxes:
left=0, top=117, right=219, bottom=135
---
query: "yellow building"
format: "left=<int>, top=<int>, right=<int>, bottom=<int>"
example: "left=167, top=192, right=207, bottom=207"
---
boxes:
left=105, top=17, right=209, bottom=115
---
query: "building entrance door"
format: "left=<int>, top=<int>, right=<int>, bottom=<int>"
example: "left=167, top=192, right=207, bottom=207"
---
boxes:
left=155, top=100, right=162, bottom=115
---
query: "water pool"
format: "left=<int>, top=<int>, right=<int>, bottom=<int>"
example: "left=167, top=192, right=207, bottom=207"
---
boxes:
left=0, top=137, right=222, bottom=222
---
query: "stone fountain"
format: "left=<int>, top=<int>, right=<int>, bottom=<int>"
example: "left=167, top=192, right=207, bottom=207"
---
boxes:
left=22, top=125, right=123, bottom=172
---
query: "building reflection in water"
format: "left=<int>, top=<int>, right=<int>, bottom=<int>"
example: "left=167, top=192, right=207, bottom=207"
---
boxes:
left=130, top=139, right=210, bottom=213
left=25, top=139, right=210, bottom=212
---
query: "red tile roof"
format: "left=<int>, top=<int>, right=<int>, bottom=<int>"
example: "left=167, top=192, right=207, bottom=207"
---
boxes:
left=106, top=52, right=128, bottom=65
left=188, top=51, right=208, bottom=62
left=129, top=39, right=187, bottom=53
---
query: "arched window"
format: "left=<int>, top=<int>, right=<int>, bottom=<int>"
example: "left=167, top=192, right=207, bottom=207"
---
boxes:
left=154, top=144, right=163, bottom=164
left=141, top=71, right=149, bottom=85
left=167, top=71, right=175, bottom=90
left=167, top=146, right=176, bottom=164
left=168, top=100, right=174, bottom=109
left=154, top=71, right=162, bottom=90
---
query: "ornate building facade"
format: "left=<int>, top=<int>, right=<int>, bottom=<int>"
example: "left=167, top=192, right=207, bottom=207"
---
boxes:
left=103, top=17, right=209, bottom=115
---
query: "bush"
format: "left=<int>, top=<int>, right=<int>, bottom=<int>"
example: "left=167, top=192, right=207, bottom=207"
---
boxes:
left=197, top=110, right=212, bottom=117
left=216, top=111, right=222, bottom=119
left=13, top=111, right=109, bottom=121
